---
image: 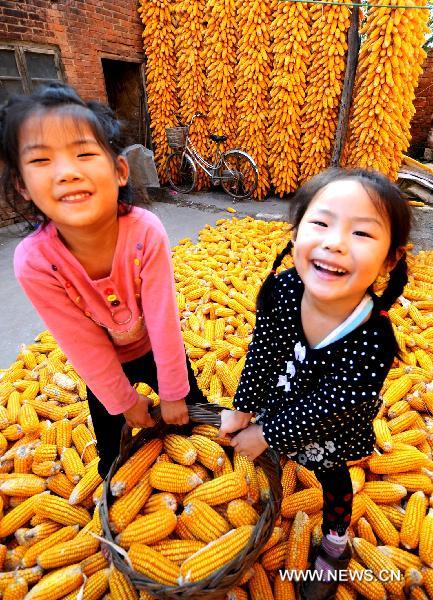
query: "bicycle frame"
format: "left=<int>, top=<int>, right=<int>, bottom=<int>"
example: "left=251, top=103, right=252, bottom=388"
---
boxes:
left=179, top=113, right=230, bottom=183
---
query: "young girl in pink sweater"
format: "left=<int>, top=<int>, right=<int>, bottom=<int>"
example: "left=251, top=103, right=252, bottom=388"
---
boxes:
left=1, top=83, right=205, bottom=477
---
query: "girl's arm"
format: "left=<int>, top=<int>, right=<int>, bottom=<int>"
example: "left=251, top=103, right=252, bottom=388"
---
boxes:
left=233, top=305, right=283, bottom=414
left=139, top=217, right=190, bottom=417
left=261, top=361, right=392, bottom=456
left=14, top=268, right=141, bottom=415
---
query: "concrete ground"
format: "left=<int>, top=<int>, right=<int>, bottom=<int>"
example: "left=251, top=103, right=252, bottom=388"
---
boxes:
left=1, top=186, right=432, bottom=369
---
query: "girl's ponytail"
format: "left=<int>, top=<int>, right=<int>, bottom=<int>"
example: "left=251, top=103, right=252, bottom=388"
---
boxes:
left=378, top=253, right=408, bottom=312
left=256, top=239, right=293, bottom=313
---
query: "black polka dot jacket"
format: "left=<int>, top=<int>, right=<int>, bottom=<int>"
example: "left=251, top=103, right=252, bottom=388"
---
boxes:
left=233, top=268, right=396, bottom=471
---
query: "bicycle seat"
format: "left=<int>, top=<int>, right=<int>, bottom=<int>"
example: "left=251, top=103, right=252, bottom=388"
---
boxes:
left=210, top=134, right=227, bottom=143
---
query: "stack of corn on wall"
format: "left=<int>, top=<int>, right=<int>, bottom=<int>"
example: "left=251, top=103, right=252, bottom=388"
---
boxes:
left=235, top=0, right=273, bottom=200
left=139, top=0, right=430, bottom=198
left=138, top=0, right=179, bottom=184
left=2, top=217, right=433, bottom=597
left=299, top=0, right=351, bottom=183
left=175, top=0, right=210, bottom=191
left=204, top=0, right=238, bottom=148
left=343, top=0, right=430, bottom=179
left=268, top=0, right=311, bottom=195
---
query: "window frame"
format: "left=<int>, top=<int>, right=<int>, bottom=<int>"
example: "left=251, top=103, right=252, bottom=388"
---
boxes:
left=0, top=42, right=65, bottom=98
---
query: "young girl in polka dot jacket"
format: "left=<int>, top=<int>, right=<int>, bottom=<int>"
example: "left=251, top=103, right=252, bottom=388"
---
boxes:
left=219, top=168, right=411, bottom=599
left=1, top=83, right=206, bottom=478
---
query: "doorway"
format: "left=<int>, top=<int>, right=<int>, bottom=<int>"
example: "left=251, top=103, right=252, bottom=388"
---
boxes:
left=102, top=58, right=151, bottom=149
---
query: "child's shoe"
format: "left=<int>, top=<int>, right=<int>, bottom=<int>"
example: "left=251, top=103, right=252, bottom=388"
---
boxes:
left=299, top=541, right=352, bottom=600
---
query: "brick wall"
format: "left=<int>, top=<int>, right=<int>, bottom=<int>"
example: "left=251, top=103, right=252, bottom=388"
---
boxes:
left=410, top=48, right=433, bottom=157
left=0, top=0, right=144, bottom=226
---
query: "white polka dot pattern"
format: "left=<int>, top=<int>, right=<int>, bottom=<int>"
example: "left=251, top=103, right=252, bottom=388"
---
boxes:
left=233, top=269, right=395, bottom=472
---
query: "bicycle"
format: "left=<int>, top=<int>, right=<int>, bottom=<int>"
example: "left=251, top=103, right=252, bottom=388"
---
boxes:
left=165, top=113, right=258, bottom=200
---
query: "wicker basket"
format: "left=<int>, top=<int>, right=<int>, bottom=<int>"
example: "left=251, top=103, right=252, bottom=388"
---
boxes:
left=166, top=126, right=188, bottom=149
left=99, top=403, right=282, bottom=600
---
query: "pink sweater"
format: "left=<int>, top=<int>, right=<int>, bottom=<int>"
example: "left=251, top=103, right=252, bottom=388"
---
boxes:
left=14, top=207, right=190, bottom=414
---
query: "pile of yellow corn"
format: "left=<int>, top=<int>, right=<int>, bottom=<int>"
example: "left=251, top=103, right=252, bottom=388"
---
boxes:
left=1, top=217, right=433, bottom=599
left=137, top=0, right=179, bottom=184
left=343, top=0, right=430, bottom=180
left=299, top=0, right=351, bottom=183
left=175, top=0, right=209, bottom=191
left=268, top=1, right=311, bottom=196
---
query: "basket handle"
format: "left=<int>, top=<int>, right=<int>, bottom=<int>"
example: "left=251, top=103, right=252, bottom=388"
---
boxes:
left=118, top=403, right=225, bottom=456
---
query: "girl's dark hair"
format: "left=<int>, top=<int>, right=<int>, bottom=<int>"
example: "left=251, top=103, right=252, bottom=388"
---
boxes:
left=0, top=82, right=149, bottom=226
left=257, top=168, right=411, bottom=355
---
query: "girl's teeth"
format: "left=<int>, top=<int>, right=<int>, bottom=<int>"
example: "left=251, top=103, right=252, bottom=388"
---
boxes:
left=314, top=261, right=346, bottom=274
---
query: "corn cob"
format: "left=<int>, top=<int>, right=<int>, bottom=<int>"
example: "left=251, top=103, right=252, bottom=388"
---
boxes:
left=360, top=492, right=400, bottom=547
left=34, top=493, right=91, bottom=527
left=419, top=508, right=433, bottom=567
left=352, top=537, right=405, bottom=598
left=0, top=494, right=38, bottom=537
left=46, top=473, right=75, bottom=499
left=109, top=472, right=152, bottom=533
left=357, top=517, right=378, bottom=546
left=180, top=499, right=230, bottom=542
left=0, top=474, right=46, bottom=497
left=188, top=434, right=225, bottom=471
left=184, top=470, right=248, bottom=505
left=368, top=445, right=430, bottom=474
left=2, top=576, right=28, bottom=600
left=284, top=510, right=310, bottom=572
left=281, top=488, right=323, bottom=518
left=347, top=557, right=387, bottom=600
left=180, top=525, right=253, bottom=583
left=150, top=462, right=202, bottom=493
left=129, top=543, right=179, bottom=585
left=226, top=499, right=259, bottom=527
left=71, top=424, right=97, bottom=464
left=37, top=532, right=99, bottom=569
left=142, top=491, right=177, bottom=515
left=363, top=481, right=407, bottom=505
left=377, top=545, right=422, bottom=571
left=110, top=439, right=162, bottom=497
left=80, top=551, right=109, bottom=577
left=116, top=509, right=177, bottom=548
left=68, top=460, right=101, bottom=506
left=60, top=448, right=84, bottom=486
left=151, top=540, right=205, bottom=565
left=248, top=562, right=274, bottom=599
left=25, top=564, right=83, bottom=600
left=400, top=490, right=428, bottom=549
left=108, top=566, right=139, bottom=600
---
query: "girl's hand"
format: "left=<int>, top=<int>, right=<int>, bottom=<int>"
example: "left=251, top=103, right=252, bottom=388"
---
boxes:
left=219, top=409, right=253, bottom=437
left=160, top=398, right=189, bottom=425
left=230, top=424, right=269, bottom=461
left=123, top=394, right=155, bottom=429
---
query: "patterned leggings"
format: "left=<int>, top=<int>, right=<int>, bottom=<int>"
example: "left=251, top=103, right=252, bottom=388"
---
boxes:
left=314, top=465, right=353, bottom=536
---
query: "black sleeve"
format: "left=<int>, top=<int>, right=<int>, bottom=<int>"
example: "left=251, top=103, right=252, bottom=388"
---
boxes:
left=261, top=336, right=393, bottom=454
left=233, top=305, right=284, bottom=413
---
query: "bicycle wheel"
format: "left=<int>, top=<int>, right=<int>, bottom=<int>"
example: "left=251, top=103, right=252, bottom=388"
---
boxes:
left=165, top=151, right=197, bottom=194
left=220, top=149, right=258, bottom=200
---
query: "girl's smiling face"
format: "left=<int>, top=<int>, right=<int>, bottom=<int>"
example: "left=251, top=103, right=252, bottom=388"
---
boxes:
left=17, top=108, right=128, bottom=232
left=293, top=179, right=394, bottom=311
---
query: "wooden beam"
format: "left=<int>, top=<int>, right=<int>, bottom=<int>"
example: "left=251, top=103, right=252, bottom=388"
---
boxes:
left=331, top=5, right=360, bottom=167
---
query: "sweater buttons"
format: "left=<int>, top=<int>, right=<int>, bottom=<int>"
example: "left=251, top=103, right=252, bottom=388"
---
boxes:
left=111, top=299, right=120, bottom=307
left=134, top=258, right=140, bottom=266
left=136, top=243, right=143, bottom=250
left=107, top=294, right=117, bottom=303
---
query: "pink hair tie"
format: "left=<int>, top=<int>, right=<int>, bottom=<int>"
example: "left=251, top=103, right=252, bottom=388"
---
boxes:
left=379, top=310, right=389, bottom=318
left=270, top=269, right=276, bottom=275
